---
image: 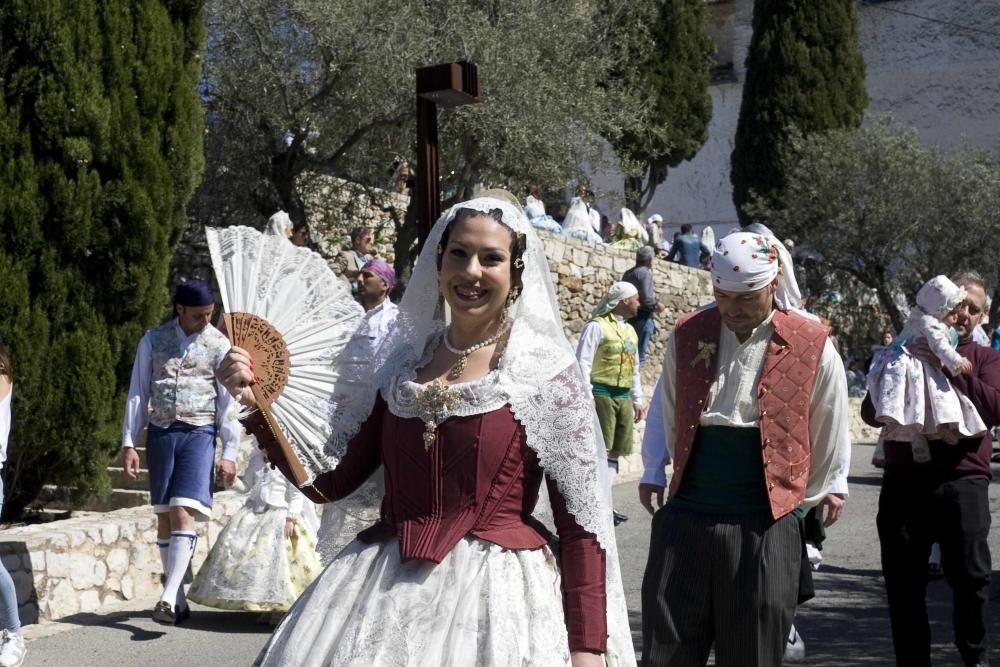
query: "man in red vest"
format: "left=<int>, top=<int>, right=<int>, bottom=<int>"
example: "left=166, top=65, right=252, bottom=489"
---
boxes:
left=639, top=231, right=851, bottom=666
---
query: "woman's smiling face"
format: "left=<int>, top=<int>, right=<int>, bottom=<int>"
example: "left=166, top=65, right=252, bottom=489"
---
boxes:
left=438, top=213, right=513, bottom=328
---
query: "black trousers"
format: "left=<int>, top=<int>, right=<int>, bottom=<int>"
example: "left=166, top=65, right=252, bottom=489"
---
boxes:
left=640, top=504, right=800, bottom=667
left=877, top=473, right=991, bottom=666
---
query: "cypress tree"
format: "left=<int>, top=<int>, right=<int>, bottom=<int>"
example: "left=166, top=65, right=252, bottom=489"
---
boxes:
left=0, top=0, right=205, bottom=518
left=610, top=0, right=714, bottom=213
left=730, top=0, right=867, bottom=223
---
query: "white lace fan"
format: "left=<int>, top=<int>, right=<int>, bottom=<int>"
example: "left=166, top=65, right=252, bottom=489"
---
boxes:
left=206, top=225, right=366, bottom=485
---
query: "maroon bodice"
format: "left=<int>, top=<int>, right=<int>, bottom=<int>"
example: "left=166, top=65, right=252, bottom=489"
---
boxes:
left=243, top=395, right=608, bottom=653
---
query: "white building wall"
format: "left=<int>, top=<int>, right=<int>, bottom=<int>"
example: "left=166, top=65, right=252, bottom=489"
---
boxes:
left=594, top=0, right=1000, bottom=231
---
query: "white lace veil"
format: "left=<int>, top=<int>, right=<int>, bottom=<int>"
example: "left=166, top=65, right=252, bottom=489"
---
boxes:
left=305, top=196, right=636, bottom=665
left=620, top=207, right=648, bottom=244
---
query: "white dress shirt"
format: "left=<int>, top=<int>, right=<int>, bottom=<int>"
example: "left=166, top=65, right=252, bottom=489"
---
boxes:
left=121, top=320, right=240, bottom=461
left=363, top=300, right=399, bottom=352
left=576, top=317, right=643, bottom=405
left=642, top=310, right=851, bottom=508
left=641, top=378, right=670, bottom=470
left=0, top=384, right=10, bottom=468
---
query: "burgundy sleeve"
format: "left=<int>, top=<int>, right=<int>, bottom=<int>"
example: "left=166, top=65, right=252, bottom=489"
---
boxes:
left=951, top=348, right=1000, bottom=427
left=545, top=476, right=608, bottom=654
left=242, top=396, right=385, bottom=504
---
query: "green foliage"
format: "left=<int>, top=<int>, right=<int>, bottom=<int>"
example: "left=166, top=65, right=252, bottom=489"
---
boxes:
left=194, top=0, right=647, bottom=233
left=605, top=0, right=714, bottom=213
left=0, top=0, right=205, bottom=517
left=731, top=0, right=867, bottom=223
left=745, top=120, right=1000, bottom=335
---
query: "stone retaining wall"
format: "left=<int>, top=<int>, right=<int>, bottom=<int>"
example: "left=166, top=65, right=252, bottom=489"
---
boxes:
left=0, top=491, right=244, bottom=623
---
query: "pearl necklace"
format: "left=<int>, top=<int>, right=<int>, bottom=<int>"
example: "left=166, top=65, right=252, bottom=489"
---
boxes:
left=443, top=321, right=510, bottom=380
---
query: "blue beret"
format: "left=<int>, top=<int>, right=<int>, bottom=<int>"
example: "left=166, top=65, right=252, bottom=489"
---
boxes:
left=174, top=279, right=214, bottom=307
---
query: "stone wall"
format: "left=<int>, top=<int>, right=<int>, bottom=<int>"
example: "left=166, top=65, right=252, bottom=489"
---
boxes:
left=0, top=492, right=243, bottom=623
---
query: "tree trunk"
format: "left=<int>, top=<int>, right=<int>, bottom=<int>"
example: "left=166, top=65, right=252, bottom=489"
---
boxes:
left=624, top=175, right=642, bottom=213
left=392, top=196, right=421, bottom=298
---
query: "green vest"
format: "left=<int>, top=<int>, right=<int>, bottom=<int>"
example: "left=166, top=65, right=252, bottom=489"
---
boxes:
left=590, top=313, right=638, bottom=389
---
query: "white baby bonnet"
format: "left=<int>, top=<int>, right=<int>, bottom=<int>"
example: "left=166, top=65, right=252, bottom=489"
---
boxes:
left=916, top=275, right=966, bottom=319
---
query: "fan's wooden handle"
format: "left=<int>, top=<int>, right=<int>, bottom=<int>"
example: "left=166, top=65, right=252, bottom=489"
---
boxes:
left=251, top=384, right=310, bottom=486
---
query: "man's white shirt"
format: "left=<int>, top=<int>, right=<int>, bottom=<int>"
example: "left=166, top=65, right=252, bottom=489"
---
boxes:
left=641, top=310, right=851, bottom=508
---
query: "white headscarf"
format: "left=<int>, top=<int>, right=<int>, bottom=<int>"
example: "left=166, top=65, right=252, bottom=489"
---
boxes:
left=713, top=227, right=804, bottom=311
left=301, top=196, right=636, bottom=665
left=620, top=207, right=648, bottom=243
left=647, top=214, right=663, bottom=225
left=562, top=197, right=593, bottom=234
left=591, top=281, right=638, bottom=318
left=266, top=210, right=293, bottom=239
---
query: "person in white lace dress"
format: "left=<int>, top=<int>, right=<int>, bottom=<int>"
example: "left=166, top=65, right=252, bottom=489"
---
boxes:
left=188, top=446, right=322, bottom=613
left=218, top=196, right=636, bottom=667
left=867, top=274, right=986, bottom=462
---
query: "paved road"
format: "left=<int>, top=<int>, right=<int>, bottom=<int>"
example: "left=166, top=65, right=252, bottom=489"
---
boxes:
left=23, top=440, right=1000, bottom=665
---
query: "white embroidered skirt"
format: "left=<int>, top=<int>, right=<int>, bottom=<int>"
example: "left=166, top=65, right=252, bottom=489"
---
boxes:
left=189, top=506, right=322, bottom=612
left=869, top=349, right=986, bottom=440
left=254, top=536, right=573, bottom=667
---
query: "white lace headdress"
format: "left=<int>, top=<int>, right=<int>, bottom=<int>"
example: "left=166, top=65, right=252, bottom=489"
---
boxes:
left=305, top=196, right=636, bottom=665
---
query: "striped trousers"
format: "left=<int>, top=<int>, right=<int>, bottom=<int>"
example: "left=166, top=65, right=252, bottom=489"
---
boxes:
left=641, top=504, right=801, bottom=667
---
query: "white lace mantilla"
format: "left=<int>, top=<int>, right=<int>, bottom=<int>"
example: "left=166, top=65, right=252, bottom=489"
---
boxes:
left=298, top=197, right=636, bottom=666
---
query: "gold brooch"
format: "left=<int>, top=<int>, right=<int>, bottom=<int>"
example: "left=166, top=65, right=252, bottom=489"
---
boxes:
left=414, top=380, right=461, bottom=450
left=691, top=340, right=717, bottom=368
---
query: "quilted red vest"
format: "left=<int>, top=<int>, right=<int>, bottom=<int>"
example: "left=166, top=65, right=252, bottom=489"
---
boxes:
left=669, top=306, right=828, bottom=520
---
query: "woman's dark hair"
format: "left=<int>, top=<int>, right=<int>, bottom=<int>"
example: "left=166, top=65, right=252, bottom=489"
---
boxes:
left=0, top=342, right=11, bottom=380
left=436, top=207, right=527, bottom=301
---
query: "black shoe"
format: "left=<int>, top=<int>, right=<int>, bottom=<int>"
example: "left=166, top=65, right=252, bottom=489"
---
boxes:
left=151, top=601, right=176, bottom=625
left=613, top=511, right=628, bottom=526
left=175, top=603, right=191, bottom=625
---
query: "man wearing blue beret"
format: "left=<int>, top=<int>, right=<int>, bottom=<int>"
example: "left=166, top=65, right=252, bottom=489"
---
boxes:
left=120, top=279, right=240, bottom=625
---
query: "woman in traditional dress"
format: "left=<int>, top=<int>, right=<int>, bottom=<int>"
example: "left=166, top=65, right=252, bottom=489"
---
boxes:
left=218, top=196, right=635, bottom=666
left=523, top=185, right=564, bottom=235
left=188, top=446, right=322, bottom=618
left=562, top=196, right=605, bottom=244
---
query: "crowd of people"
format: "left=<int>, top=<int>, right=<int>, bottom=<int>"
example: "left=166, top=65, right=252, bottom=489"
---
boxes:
left=523, top=186, right=716, bottom=271
left=3, top=189, right=999, bottom=667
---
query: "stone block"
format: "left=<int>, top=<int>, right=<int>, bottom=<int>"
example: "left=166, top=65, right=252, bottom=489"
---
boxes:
left=68, top=530, right=87, bottom=549
left=107, top=548, right=129, bottom=575
left=101, top=524, right=120, bottom=545
left=46, top=578, right=79, bottom=619
left=571, top=248, right=589, bottom=267
left=548, top=243, right=565, bottom=264
left=79, top=590, right=101, bottom=613
left=120, top=574, right=135, bottom=600
left=23, top=550, right=44, bottom=572
left=131, top=544, right=156, bottom=572
left=118, top=523, right=136, bottom=543
left=613, top=257, right=631, bottom=274
left=70, top=557, right=107, bottom=590
left=102, top=593, right=123, bottom=608
left=47, top=552, right=72, bottom=578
